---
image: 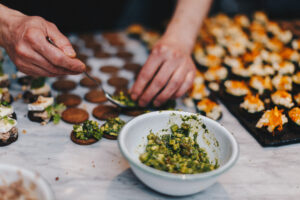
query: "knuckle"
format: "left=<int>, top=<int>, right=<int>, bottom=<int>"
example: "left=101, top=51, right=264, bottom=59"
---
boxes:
left=14, top=44, right=25, bottom=56
left=24, top=28, right=39, bottom=42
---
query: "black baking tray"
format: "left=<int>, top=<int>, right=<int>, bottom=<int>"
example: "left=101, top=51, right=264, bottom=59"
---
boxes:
left=217, top=90, right=300, bottom=147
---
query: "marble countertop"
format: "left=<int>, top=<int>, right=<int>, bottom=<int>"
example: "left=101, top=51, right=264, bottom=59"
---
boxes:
left=1, top=35, right=300, bottom=200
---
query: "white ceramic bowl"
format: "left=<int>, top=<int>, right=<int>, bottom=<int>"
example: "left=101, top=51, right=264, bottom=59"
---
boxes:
left=0, top=164, right=55, bottom=200
left=118, top=111, right=239, bottom=196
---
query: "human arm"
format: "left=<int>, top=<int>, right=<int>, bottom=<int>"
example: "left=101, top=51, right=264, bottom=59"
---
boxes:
left=131, top=0, right=212, bottom=107
left=0, top=4, right=85, bottom=77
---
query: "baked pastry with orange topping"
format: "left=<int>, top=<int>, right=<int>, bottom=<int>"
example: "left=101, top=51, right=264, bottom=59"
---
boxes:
left=240, top=94, right=265, bottom=118
left=196, top=98, right=222, bottom=120
left=271, top=90, right=294, bottom=109
left=272, top=75, right=292, bottom=91
left=249, top=76, right=272, bottom=95
left=224, top=80, right=250, bottom=101
left=256, top=106, right=288, bottom=136
left=288, top=107, right=300, bottom=131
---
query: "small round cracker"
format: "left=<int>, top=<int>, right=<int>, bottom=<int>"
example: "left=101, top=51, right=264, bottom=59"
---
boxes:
left=62, top=108, right=89, bottom=124
left=52, top=80, right=77, bottom=92
left=84, top=90, right=107, bottom=103
left=80, top=77, right=102, bottom=88
left=92, top=105, right=119, bottom=120
left=56, top=93, right=81, bottom=107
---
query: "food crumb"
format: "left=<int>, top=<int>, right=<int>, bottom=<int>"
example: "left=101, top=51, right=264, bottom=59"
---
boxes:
left=22, top=129, right=27, bottom=134
left=41, top=121, right=47, bottom=126
left=55, top=177, right=59, bottom=181
left=92, top=164, right=95, bottom=168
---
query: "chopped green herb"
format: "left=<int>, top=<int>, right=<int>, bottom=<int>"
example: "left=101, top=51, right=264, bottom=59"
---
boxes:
left=73, top=120, right=102, bottom=140
left=112, top=91, right=137, bottom=107
left=139, top=123, right=219, bottom=174
left=100, top=117, right=125, bottom=137
left=0, top=101, right=10, bottom=107
left=1, top=116, right=15, bottom=125
left=45, top=103, right=66, bottom=124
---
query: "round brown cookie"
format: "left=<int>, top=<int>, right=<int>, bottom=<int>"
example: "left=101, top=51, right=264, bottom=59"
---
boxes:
left=109, top=39, right=125, bottom=48
left=79, top=76, right=101, bottom=88
left=116, top=51, right=133, bottom=61
left=94, top=51, right=111, bottom=58
left=62, top=108, right=89, bottom=124
left=122, top=109, right=146, bottom=117
left=92, top=105, right=119, bottom=120
left=123, top=63, right=142, bottom=73
left=84, top=90, right=107, bottom=103
left=99, top=65, right=119, bottom=74
left=52, top=80, right=77, bottom=92
left=77, top=54, right=88, bottom=62
left=86, top=65, right=92, bottom=72
left=107, top=77, right=129, bottom=88
left=70, top=131, right=98, bottom=145
left=85, top=41, right=102, bottom=51
left=102, top=130, right=118, bottom=140
left=56, top=93, right=82, bottom=107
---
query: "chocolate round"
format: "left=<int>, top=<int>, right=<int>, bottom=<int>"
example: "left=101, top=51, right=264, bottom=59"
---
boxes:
left=0, top=129, right=18, bottom=147
left=99, top=65, right=119, bottom=74
left=94, top=51, right=111, bottom=58
left=116, top=51, right=133, bottom=61
left=70, top=131, right=98, bottom=145
left=77, top=54, right=88, bottom=62
left=122, top=109, right=146, bottom=117
left=80, top=76, right=101, bottom=88
left=28, top=111, right=52, bottom=123
left=86, top=65, right=92, bottom=72
left=52, top=80, right=77, bottom=92
left=107, top=77, right=129, bottom=88
left=84, top=90, right=107, bottom=103
left=92, top=105, right=119, bottom=120
left=56, top=93, right=82, bottom=107
left=123, top=63, right=142, bottom=73
left=62, top=108, right=89, bottom=124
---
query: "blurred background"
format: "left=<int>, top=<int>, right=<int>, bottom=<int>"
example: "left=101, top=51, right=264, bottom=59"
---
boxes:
left=1, top=0, right=300, bottom=33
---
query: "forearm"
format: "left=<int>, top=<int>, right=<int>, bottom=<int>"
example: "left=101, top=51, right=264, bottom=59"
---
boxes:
left=162, top=0, right=212, bottom=53
left=0, top=4, right=25, bottom=46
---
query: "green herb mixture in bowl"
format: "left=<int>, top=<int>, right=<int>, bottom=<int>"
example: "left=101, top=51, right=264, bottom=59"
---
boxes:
left=118, top=111, right=239, bottom=196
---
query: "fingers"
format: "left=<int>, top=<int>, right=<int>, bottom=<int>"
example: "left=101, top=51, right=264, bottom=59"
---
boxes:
left=15, top=59, right=58, bottom=77
left=47, top=23, right=76, bottom=58
left=172, top=70, right=195, bottom=99
left=153, top=63, right=189, bottom=107
left=24, top=28, right=85, bottom=72
left=130, top=53, right=164, bottom=101
left=137, top=60, right=178, bottom=107
left=14, top=42, right=79, bottom=76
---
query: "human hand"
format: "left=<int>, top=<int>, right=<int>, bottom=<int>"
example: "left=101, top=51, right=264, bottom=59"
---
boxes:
left=0, top=11, right=85, bottom=77
left=130, top=38, right=196, bottom=107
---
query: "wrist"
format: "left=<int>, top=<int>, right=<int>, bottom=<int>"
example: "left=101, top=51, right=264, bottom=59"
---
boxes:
left=160, top=31, right=195, bottom=54
left=0, top=4, right=25, bottom=46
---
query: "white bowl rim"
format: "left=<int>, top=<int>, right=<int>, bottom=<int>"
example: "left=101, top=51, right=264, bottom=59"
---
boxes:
left=0, top=163, right=55, bottom=199
left=118, top=110, right=239, bottom=181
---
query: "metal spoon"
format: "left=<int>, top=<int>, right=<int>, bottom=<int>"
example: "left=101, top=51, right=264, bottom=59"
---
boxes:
left=46, top=36, right=137, bottom=109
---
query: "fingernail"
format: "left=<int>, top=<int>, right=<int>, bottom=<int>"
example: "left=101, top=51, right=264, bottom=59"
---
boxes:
left=64, top=47, right=76, bottom=58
